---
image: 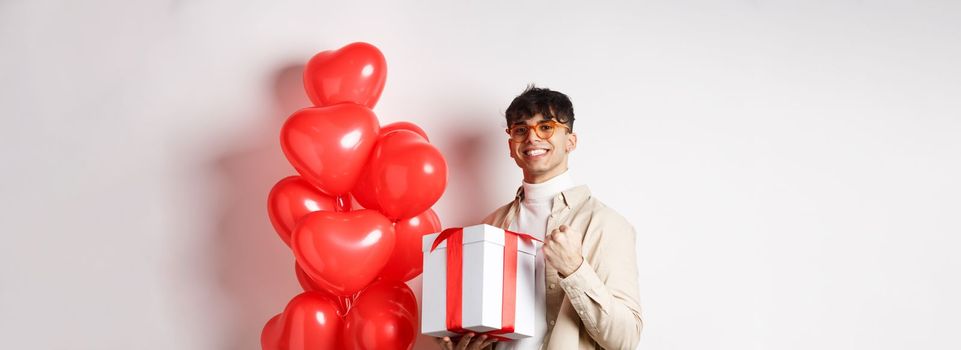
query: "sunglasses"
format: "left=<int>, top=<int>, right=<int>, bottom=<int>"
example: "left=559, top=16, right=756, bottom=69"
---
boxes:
left=505, top=120, right=571, bottom=143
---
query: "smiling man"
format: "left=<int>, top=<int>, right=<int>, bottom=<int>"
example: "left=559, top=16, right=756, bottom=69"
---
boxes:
left=436, top=86, right=644, bottom=350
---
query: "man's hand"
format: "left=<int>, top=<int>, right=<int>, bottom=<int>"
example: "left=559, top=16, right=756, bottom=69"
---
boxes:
left=435, top=333, right=497, bottom=350
left=543, top=225, right=584, bottom=277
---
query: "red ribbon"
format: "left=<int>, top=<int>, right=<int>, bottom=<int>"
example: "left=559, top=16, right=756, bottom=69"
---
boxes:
left=430, top=227, right=542, bottom=340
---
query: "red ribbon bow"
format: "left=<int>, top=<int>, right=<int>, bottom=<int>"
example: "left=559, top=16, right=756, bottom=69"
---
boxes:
left=430, top=227, right=542, bottom=340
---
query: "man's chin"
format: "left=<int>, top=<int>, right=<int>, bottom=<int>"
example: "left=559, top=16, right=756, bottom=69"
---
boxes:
left=520, top=165, right=546, bottom=173
left=521, top=167, right=553, bottom=179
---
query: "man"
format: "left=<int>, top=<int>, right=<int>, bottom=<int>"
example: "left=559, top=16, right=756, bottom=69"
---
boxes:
left=436, top=86, right=644, bottom=350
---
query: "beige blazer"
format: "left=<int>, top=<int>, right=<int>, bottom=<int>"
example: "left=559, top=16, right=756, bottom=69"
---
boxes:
left=482, top=185, right=643, bottom=350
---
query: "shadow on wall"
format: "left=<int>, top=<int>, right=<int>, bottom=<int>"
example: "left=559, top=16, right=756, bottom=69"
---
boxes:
left=202, top=63, right=308, bottom=350
left=198, top=63, right=503, bottom=350
left=439, top=127, right=502, bottom=226
left=410, top=134, right=486, bottom=350
left=411, top=100, right=507, bottom=350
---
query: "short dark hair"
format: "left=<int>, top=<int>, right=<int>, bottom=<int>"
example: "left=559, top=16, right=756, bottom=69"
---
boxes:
left=505, top=85, right=575, bottom=131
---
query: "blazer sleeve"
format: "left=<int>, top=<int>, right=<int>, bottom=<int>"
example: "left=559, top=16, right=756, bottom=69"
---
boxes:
left=558, top=213, right=644, bottom=350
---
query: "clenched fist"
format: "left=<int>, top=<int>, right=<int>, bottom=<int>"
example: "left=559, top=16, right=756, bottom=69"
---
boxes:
left=543, top=225, right=584, bottom=277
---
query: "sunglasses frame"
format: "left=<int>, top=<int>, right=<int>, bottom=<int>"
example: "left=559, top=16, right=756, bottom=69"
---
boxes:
left=506, top=120, right=571, bottom=143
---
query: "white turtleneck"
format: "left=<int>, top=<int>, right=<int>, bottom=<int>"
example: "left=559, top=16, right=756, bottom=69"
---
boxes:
left=498, top=170, right=576, bottom=350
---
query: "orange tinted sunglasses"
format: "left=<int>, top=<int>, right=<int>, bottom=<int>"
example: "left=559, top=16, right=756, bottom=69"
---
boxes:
left=506, top=120, right=571, bottom=143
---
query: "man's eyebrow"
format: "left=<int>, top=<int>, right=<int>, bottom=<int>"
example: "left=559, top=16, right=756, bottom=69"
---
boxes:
left=511, top=119, right=550, bottom=126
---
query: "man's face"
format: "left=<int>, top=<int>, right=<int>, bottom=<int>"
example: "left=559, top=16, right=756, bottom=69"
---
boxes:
left=508, top=114, right=577, bottom=184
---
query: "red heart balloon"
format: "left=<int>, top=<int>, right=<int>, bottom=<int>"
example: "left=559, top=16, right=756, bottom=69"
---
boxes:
left=304, top=42, right=387, bottom=109
left=350, top=163, right=380, bottom=211
left=342, top=280, right=418, bottom=350
left=381, top=121, right=429, bottom=142
left=378, top=209, right=441, bottom=282
left=294, top=261, right=324, bottom=293
left=294, top=262, right=347, bottom=316
left=351, top=122, right=432, bottom=211
left=280, top=104, right=380, bottom=196
left=261, top=292, right=343, bottom=350
left=268, top=176, right=350, bottom=246
left=292, top=210, right=395, bottom=296
left=368, top=130, right=448, bottom=220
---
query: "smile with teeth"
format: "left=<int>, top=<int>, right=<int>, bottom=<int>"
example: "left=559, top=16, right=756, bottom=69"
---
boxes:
left=524, top=149, right=549, bottom=157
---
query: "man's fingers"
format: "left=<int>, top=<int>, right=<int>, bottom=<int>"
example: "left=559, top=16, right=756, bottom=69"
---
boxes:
left=551, top=230, right=565, bottom=242
left=544, top=250, right=559, bottom=270
left=550, top=225, right=571, bottom=238
left=436, top=336, right=453, bottom=350
left=454, top=333, right=474, bottom=350
left=542, top=242, right=554, bottom=259
left=467, top=335, right=488, bottom=350
left=479, top=337, right=498, bottom=349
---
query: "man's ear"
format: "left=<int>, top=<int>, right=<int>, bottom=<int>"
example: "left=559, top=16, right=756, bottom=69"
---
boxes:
left=566, top=132, right=577, bottom=152
left=508, top=139, right=515, bottom=158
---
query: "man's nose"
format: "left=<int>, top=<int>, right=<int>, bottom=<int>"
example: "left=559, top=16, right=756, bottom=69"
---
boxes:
left=525, top=127, right=543, bottom=143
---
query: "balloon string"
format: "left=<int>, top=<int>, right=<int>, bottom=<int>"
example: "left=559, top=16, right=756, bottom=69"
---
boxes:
left=343, top=295, right=354, bottom=313
left=336, top=296, right=349, bottom=318
left=335, top=194, right=349, bottom=212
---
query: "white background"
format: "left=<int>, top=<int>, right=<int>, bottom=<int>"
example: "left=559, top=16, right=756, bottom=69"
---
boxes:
left=2, top=1, right=960, bottom=349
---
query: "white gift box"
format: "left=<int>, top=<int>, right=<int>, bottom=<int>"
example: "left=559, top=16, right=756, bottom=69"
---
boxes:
left=421, top=224, right=537, bottom=339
